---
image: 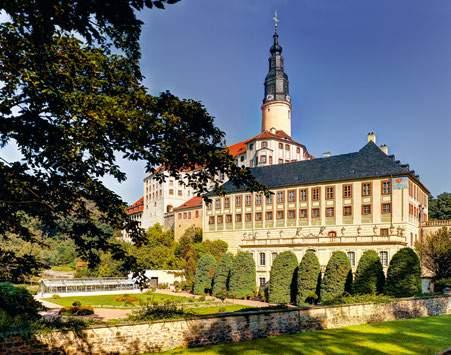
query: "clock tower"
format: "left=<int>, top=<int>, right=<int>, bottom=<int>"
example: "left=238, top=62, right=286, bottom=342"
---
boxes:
left=261, top=12, right=292, bottom=136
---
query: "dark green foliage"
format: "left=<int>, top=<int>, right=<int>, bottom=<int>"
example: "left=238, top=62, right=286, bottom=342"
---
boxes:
left=428, top=193, right=451, bottom=220
left=212, top=253, right=234, bottom=299
left=269, top=251, right=298, bottom=304
left=0, top=1, right=266, bottom=276
left=0, top=283, right=42, bottom=319
left=320, top=251, right=352, bottom=303
left=297, top=251, right=321, bottom=305
left=321, top=294, right=393, bottom=306
left=385, top=248, right=421, bottom=297
left=228, top=252, right=256, bottom=299
left=193, top=254, right=217, bottom=295
left=434, top=278, right=451, bottom=292
left=129, top=302, right=185, bottom=321
left=353, top=250, right=385, bottom=295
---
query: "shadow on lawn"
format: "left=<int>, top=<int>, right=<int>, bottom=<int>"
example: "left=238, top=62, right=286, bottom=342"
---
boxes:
left=177, top=315, right=451, bottom=355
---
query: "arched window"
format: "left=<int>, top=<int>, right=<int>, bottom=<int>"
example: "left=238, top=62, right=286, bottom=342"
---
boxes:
left=166, top=205, right=173, bottom=213
left=328, top=231, right=337, bottom=237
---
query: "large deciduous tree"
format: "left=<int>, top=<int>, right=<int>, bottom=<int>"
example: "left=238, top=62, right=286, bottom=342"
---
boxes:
left=428, top=193, right=451, bottom=220
left=0, top=1, right=265, bottom=275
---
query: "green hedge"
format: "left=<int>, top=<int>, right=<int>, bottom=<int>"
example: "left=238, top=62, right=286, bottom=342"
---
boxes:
left=193, top=253, right=217, bottom=295
left=269, top=251, right=298, bottom=304
left=228, top=252, right=256, bottom=299
left=320, top=251, right=352, bottom=303
left=212, top=253, right=234, bottom=298
left=297, top=251, right=321, bottom=305
left=385, top=248, right=421, bottom=297
left=353, top=250, right=385, bottom=295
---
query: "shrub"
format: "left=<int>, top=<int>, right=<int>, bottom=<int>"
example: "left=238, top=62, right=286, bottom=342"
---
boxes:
left=320, top=251, right=352, bottom=303
left=435, top=277, right=451, bottom=292
left=158, top=283, right=169, bottom=290
left=269, top=251, right=298, bottom=304
left=228, top=252, right=256, bottom=299
left=59, top=305, right=94, bottom=316
left=193, top=253, right=217, bottom=295
left=212, top=253, right=234, bottom=299
left=129, top=302, right=185, bottom=321
left=385, top=248, right=421, bottom=297
left=353, top=250, right=385, bottom=295
left=321, top=294, right=393, bottom=306
left=297, top=251, right=321, bottom=305
left=71, top=300, right=82, bottom=307
left=0, top=282, right=42, bottom=320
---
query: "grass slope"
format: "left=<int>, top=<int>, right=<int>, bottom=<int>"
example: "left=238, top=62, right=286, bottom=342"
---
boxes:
left=44, top=292, right=190, bottom=308
left=166, top=315, right=451, bottom=355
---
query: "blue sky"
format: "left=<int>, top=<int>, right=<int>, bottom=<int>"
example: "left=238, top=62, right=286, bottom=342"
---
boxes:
left=3, top=1, right=451, bottom=203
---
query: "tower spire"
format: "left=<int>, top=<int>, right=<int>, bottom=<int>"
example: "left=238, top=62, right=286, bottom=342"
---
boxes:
left=261, top=12, right=292, bottom=136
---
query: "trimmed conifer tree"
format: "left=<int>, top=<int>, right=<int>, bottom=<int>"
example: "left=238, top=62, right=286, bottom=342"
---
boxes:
left=269, top=251, right=298, bottom=304
left=297, top=250, right=321, bottom=305
left=228, top=252, right=256, bottom=299
left=385, top=247, right=421, bottom=297
left=320, top=251, right=352, bottom=303
left=212, top=253, right=234, bottom=299
left=353, top=250, right=385, bottom=295
left=193, top=253, right=217, bottom=295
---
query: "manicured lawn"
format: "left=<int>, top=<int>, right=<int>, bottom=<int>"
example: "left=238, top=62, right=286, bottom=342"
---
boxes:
left=166, top=315, right=451, bottom=355
left=43, top=292, right=191, bottom=308
left=186, top=305, right=250, bottom=315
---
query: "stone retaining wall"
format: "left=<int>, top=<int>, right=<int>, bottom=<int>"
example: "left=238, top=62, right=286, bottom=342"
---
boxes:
left=1, top=295, right=449, bottom=354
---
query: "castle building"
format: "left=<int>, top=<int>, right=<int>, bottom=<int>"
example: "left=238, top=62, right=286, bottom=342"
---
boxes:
left=133, top=17, right=311, bottom=230
left=203, top=133, right=429, bottom=286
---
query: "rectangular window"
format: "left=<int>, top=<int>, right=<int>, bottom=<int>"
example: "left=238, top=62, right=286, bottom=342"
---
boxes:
left=299, top=209, right=308, bottom=218
left=215, top=199, right=221, bottom=209
left=245, top=213, right=252, bottom=222
left=207, top=202, right=212, bottom=210
left=261, top=141, right=268, bottom=148
left=169, top=189, right=174, bottom=196
left=276, top=210, right=284, bottom=220
left=343, top=184, right=352, bottom=198
left=312, top=187, right=320, bottom=201
left=379, top=251, right=388, bottom=266
left=343, top=206, right=352, bottom=216
left=266, top=194, right=273, bottom=205
left=326, top=186, right=335, bottom=200
left=278, top=158, right=283, bottom=164
left=269, top=156, right=273, bottom=164
left=277, top=191, right=285, bottom=204
left=279, top=143, right=283, bottom=149
left=178, top=213, right=182, bottom=219
left=245, top=194, right=252, bottom=207
left=266, top=211, right=273, bottom=220
left=296, top=147, right=300, bottom=154
left=259, top=253, right=266, bottom=266
left=300, top=189, right=308, bottom=201
left=235, top=214, right=242, bottom=223
left=195, top=210, right=199, bottom=218
left=178, top=190, right=183, bottom=196
left=225, top=214, right=232, bottom=223
left=362, top=182, right=372, bottom=197
left=255, top=194, right=262, bottom=206
left=382, top=180, right=392, bottom=195
left=224, top=197, right=230, bottom=209
left=326, top=207, right=335, bottom=217
left=285, top=144, right=290, bottom=151
left=188, top=212, right=191, bottom=219
left=271, top=252, right=278, bottom=261
left=288, top=210, right=296, bottom=219
left=362, top=204, right=372, bottom=215
left=311, top=208, right=320, bottom=218
left=381, top=203, right=392, bottom=214
left=288, top=190, right=296, bottom=202
left=347, top=252, right=355, bottom=266
left=183, top=212, right=187, bottom=219
left=208, top=216, right=215, bottom=225
left=217, top=215, right=223, bottom=224
left=235, top=195, right=242, bottom=207
left=255, top=212, right=262, bottom=221
left=260, top=155, right=267, bottom=164
left=380, top=228, right=389, bottom=237
left=259, top=277, right=266, bottom=287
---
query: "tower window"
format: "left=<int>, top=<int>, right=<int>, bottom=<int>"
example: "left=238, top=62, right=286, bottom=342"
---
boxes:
left=261, top=141, right=268, bottom=148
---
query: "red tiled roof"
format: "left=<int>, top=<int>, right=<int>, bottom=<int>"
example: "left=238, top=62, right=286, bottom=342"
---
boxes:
left=173, top=196, right=203, bottom=211
left=126, top=197, right=144, bottom=215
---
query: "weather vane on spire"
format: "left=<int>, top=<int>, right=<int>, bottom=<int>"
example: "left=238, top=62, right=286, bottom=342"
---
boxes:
left=273, top=10, right=279, bottom=33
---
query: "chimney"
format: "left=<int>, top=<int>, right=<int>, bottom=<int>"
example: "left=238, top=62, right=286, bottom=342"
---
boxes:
left=322, top=152, right=331, bottom=158
left=367, top=132, right=376, bottom=143
left=380, top=144, right=388, bottom=155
